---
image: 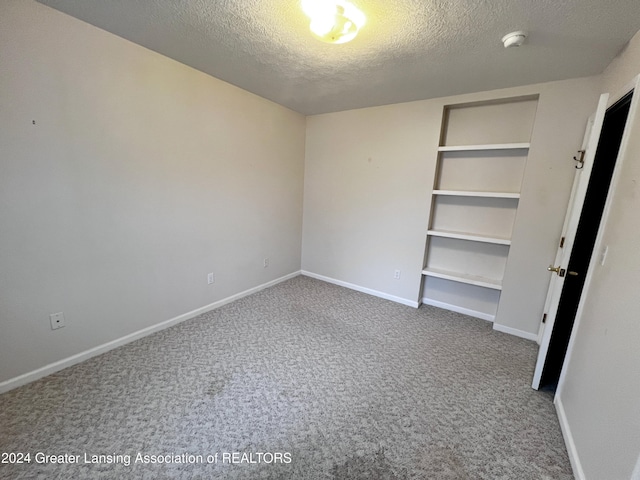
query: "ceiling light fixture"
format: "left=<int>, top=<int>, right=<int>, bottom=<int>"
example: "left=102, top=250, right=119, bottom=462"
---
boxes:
left=502, top=31, right=528, bottom=48
left=301, top=0, right=366, bottom=44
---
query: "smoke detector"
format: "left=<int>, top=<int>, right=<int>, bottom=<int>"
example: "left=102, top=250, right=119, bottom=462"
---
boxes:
left=502, top=31, right=527, bottom=48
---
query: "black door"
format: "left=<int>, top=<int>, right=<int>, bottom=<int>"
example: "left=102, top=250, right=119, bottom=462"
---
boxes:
left=539, top=91, right=633, bottom=391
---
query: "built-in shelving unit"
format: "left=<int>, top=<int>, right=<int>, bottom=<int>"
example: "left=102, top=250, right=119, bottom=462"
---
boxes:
left=421, top=96, right=539, bottom=321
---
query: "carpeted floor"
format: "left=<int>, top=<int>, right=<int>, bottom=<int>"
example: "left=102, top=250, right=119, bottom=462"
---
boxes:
left=0, top=276, right=572, bottom=479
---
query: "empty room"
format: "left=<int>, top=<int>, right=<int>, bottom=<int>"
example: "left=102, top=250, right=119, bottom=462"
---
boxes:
left=2, top=0, right=640, bottom=478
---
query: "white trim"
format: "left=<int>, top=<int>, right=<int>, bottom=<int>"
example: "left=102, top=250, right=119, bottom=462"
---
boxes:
left=492, top=323, right=538, bottom=341
left=555, top=395, right=586, bottom=480
left=631, top=451, right=640, bottom=480
left=301, top=270, right=420, bottom=308
left=556, top=77, right=640, bottom=398
left=420, top=297, right=495, bottom=322
left=0, top=271, right=301, bottom=394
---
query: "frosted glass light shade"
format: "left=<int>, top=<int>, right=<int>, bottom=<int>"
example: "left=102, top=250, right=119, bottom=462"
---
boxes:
left=301, top=0, right=366, bottom=44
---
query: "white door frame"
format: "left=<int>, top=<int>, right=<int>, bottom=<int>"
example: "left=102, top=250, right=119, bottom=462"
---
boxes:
left=632, top=450, right=640, bottom=480
left=555, top=74, right=640, bottom=396
left=531, top=93, right=609, bottom=389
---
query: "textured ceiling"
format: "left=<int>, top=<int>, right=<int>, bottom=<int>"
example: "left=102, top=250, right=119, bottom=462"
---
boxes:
left=36, top=0, right=640, bottom=115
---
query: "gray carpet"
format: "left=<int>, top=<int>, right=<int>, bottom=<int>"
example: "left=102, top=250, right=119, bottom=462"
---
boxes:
left=0, top=276, right=572, bottom=479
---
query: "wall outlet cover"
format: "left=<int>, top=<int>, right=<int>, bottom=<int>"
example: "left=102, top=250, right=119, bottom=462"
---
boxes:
left=50, top=312, right=65, bottom=330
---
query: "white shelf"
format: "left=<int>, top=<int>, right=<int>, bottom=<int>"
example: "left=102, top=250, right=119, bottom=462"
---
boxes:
left=422, top=268, right=503, bottom=290
left=432, top=189, right=520, bottom=199
left=427, top=229, right=511, bottom=245
left=437, top=143, right=530, bottom=152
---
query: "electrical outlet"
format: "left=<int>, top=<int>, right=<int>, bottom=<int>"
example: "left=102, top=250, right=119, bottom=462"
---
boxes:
left=50, top=312, right=65, bottom=330
left=394, top=269, right=401, bottom=280
left=207, top=272, right=215, bottom=284
left=264, top=258, right=269, bottom=268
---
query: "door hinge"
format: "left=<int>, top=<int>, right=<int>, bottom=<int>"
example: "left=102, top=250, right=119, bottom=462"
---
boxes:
left=573, top=150, right=585, bottom=169
left=560, top=236, right=565, bottom=248
left=542, top=313, right=547, bottom=324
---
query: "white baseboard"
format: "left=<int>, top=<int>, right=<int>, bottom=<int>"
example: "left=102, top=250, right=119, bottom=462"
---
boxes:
left=0, top=271, right=301, bottom=394
left=301, top=271, right=419, bottom=308
left=492, top=323, right=538, bottom=341
left=555, top=395, right=586, bottom=480
left=421, top=297, right=495, bottom=322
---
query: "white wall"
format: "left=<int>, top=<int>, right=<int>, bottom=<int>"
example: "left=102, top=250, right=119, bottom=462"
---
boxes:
left=558, top=29, right=640, bottom=480
left=602, top=30, right=640, bottom=99
left=0, top=0, right=305, bottom=386
left=302, top=101, right=439, bottom=304
left=302, top=78, right=600, bottom=336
